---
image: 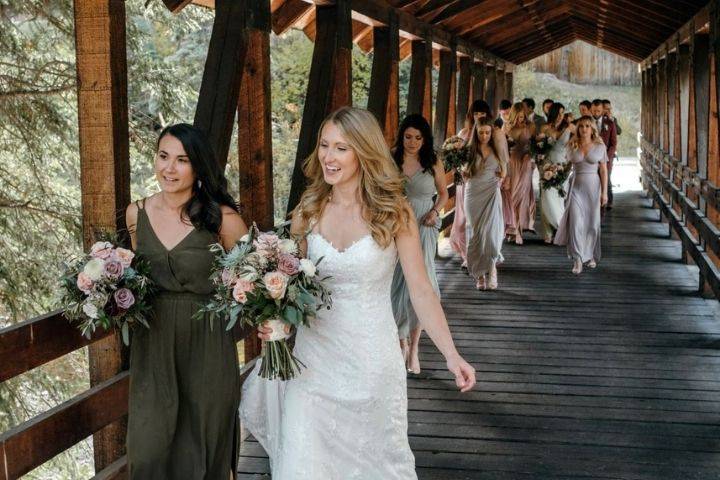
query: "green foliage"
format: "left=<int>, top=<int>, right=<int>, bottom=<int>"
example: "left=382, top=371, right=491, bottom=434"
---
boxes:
left=513, top=64, right=641, bottom=157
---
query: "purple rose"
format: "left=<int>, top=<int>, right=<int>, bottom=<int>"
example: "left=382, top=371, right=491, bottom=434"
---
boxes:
left=114, top=288, right=135, bottom=310
left=103, top=260, right=124, bottom=280
left=277, top=253, right=300, bottom=276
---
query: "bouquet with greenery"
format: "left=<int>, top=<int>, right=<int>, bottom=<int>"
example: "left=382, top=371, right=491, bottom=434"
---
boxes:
left=440, top=135, right=470, bottom=184
left=539, top=162, right=572, bottom=197
left=60, top=240, right=153, bottom=345
left=530, top=133, right=556, bottom=165
left=198, top=225, right=332, bottom=380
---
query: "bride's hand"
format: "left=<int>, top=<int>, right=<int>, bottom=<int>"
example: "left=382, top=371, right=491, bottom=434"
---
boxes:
left=446, top=354, right=476, bottom=392
left=257, top=321, right=292, bottom=341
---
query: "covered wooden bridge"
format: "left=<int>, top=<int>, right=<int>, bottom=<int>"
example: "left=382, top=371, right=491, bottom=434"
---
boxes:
left=1, top=0, right=720, bottom=479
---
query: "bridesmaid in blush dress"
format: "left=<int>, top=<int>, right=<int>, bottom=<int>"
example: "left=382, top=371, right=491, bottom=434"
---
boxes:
left=505, top=102, right=536, bottom=245
left=554, top=116, right=609, bottom=274
left=462, top=118, right=508, bottom=290
left=452, top=100, right=493, bottom=269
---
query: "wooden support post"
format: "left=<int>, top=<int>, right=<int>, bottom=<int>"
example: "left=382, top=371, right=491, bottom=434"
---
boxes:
left=505, top=71, right=513, bottom=102
left=471, top=60, right=485, bottom=102
left=74, top=0, right=130, bottom=471
left=694, top=34, right=710, bottom=181
left=407, top=38, right=433, bottom=123
left=688, top=31, right=698, bottom=173
left=484, top=63, right=496, bottom=112
left=434, top=47, right=457, bottom=147
left=652, top=63, right=659, bottom=145
left=674, top=38, right=683, bottom=159
left=194, top=0, right=249, bottom=169
left=237, top=1, right=272, bottom=361
left=446, top=59, right=457, bottom=139
left=367, top=10, right=400, bottom=145
left=709, top=2, right=720, bottom=187
left=659, top=57, right=668, bottom=151
left=456, top=57, right=472, bottom=132
left=667, top=52, right=678, bottom=157
left=287, top=0, right=352, bottom=214
left=494, top=65, right=505, bottom=113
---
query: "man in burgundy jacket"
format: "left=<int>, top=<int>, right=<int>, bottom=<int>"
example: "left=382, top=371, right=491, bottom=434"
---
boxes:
left=591, top=99, right=617, bottom=209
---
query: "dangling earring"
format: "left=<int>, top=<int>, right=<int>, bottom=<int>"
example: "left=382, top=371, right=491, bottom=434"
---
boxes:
left=197, top=179, right=202, bottom=189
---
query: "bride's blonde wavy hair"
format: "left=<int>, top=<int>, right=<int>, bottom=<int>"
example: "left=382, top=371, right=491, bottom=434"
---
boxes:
left=294, top=107, right=411, bottom=248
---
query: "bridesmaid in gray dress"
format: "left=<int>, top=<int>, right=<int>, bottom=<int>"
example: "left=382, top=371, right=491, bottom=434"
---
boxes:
left=463, top=118, right=508, bottom=290
left=391, top=114, right=448, bottom=374
left=554, top=116, right=609, bottom=274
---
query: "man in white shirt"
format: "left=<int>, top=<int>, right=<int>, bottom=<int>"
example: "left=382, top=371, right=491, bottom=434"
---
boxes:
left=522, top=98, right=545, bottom=132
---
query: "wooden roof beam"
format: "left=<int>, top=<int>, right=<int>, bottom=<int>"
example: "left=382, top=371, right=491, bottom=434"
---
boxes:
left=427, top=0, right=490, bottom=25
left=272, top=0, right=313, bottom=35
left=455, top=3, right=528, bottom=36
left=569, top=9, right=665, bottom=48
left=470, top=5, right=570, bottom=45
left=642, top=3, right=710, bottom=68
left=465, top=0, right=567, bottom=40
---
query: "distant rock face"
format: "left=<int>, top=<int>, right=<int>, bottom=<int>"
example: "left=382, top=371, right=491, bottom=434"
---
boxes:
left=523, top=40, right=640, bottom=86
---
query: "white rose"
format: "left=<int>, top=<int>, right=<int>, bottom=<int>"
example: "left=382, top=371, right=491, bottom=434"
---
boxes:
left=239, top=234, right=250, bottom=243
left=279, top=238, right=298, bottom=255
left=82, top=303, right=99, bottom=319
left=83, top=258, right=105, bottom=281
left=299, top=258, right=316, bottom=278
left=239, top=266, right=259, bottom=282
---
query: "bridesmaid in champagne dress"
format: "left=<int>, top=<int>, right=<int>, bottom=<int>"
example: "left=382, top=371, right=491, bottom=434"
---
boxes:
left=554, top=116, right=609, bottom=274
left=463, top=118, right=508, bottom=290
left=390, top=114, right=448, bottom=374
left=452, top=100, right=493, bottom=268
left=505, top=102, right=536, bottom=245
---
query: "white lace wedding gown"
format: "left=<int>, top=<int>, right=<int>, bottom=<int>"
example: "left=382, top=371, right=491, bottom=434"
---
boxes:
left=540, top=129, right=572, bottom=237
left=240, top=232, right=417, bottom=479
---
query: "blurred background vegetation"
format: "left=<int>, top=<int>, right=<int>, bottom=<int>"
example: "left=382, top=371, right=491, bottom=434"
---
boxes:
left=0, top=2, right=639, bottom=477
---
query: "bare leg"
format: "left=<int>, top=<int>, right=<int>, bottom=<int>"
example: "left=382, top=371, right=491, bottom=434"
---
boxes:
left=399, top=337, right=409, bottom=365
left=407, top=327, right=422, bottom=374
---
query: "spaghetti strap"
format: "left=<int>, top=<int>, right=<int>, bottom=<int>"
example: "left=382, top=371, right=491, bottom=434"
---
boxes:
left=135, top=198, right=145, bottom=210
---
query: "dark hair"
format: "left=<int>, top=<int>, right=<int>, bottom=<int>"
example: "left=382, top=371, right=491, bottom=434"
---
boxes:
left=522, top=98, right=535, bottom=110
left=156, top=123, right=238, bottom=234
left=465, top=100, right=493, bottom=129
left=499, top=99, right=512, bottom=110
left=393, top=114, right=436, bottom=174
left=602, top=99, right=611, bottom=105
left=547, top=102, right=565, bottom=128
left=542, top=98, right=554, bottom=107
left=579, top=100, right=592, bottom=109
left=591, top=99, right=603, bottom=106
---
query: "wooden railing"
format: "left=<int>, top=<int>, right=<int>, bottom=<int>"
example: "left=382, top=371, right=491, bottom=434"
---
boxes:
left=0, top=310, right=255, bottom=480
left=640, top=137, right=720, bottom=298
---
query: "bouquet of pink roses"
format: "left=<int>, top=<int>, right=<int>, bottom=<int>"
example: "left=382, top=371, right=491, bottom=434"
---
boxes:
left=60, top=240, right=153, bottom=345
left=539, top=162, right=572, bottom=197
left=440, top=135, right=470, bottom=185
left=197, top=224, right=332, bottom=380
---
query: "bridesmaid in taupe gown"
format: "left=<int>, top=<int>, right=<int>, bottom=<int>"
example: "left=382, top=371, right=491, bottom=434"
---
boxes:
left=463, top=118, right=508, bottom=290
left=125, top=124, right=248, bottom=479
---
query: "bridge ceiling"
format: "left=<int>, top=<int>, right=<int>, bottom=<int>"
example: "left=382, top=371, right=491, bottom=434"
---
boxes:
left=385, top=0, right=709, bottom=63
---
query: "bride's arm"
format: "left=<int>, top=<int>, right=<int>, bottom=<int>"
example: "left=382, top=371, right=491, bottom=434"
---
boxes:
left=396, top=211, right=476, bottom=392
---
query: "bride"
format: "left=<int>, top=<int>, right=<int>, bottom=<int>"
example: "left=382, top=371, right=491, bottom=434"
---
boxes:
left=240, top=107, right=476, bottom=479
left=539, top=103, right=575, bottom=243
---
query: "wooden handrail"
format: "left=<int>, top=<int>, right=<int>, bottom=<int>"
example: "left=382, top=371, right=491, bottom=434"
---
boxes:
left=0, top=372, right=129, bottom=480
left=0, top=310, right=113, bottom=383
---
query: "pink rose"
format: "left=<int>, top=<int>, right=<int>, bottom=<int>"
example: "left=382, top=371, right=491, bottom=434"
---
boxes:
left=543, top=170, right=554, bottom=180
left=232, top=280, right=254, bottom=304
left=263, top=271, right=288, bottom=300
left=221, top=268, right=236, bottom=287
left=103, top=260, right=124, bottom=280
left=253, top=233, right=280, bottom=259
left=77, top=272, right=94, bottom=294
left=89, top=241, right=114, bottom=260
left=113, top=288, right=135, bottom=310
left=277, top=253, right=300, bottom=276
left=112, top=248, right=134, bottom=268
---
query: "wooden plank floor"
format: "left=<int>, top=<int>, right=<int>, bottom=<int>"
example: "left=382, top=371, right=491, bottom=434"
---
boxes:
left=237, top=191, right=720, bottom=479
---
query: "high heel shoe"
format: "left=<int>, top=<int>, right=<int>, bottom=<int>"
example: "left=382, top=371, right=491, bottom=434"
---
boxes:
left=544, top=235, right=553, bottom=244
left=487, top=267, right=498, bottom=290
left=572, top=259, right=583, bottom=275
